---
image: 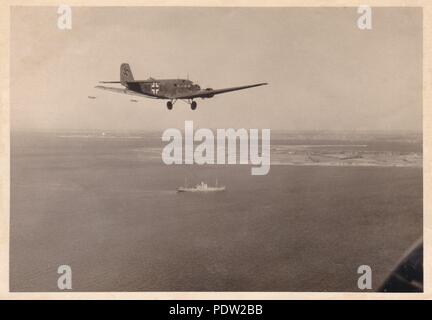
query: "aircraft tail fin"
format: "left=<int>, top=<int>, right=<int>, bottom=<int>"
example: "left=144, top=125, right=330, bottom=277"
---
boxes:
left=120, top=63, right=134, bottom=86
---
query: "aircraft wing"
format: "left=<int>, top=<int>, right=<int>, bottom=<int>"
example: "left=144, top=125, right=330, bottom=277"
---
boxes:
left=95, top=85, right=159, bottom=99
left=173, top=82, right=268, bottom=99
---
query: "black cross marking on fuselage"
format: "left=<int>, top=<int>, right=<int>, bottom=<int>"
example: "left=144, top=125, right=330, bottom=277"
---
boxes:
left=151, top=82, right=160, bottom=94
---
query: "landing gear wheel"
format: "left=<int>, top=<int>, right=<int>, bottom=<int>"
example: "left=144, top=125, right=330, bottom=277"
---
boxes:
left=191, top=101, right=197, bottom=110
left=167, top=101, right=173, bottom=110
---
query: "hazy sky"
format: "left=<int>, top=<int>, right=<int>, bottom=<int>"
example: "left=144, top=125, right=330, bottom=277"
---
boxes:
left=11, top=7, right=422, bottom=131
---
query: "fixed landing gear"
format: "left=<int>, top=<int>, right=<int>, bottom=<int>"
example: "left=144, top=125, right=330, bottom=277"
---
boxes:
left=167, top=99, right=197, bottom=110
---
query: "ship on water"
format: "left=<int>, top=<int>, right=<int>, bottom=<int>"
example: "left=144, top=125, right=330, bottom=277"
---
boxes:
left=177, top=179, right=226, bottom=193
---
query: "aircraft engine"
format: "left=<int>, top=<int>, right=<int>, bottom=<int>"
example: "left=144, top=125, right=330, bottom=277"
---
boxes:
left=204, top=88, right=214, bottom=98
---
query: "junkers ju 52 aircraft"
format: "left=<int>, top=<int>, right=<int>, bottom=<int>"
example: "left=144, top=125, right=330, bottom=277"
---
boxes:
left=95, top=63, right=268, bottom=110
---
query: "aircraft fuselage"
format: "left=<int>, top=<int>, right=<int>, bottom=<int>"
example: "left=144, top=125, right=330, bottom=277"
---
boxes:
left=127, top=79, right=203, bottom=99
left=96, top=63, right=267, bottom=110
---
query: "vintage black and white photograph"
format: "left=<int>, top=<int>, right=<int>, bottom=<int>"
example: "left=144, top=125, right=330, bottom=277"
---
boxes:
left=9, top=6, right=423, bottom=292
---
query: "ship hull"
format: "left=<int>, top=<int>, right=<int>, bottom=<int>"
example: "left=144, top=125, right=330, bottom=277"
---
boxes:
left=177, top=187, right=226, bottom=193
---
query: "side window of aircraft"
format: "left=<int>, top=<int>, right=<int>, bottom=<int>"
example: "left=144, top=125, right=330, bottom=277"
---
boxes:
left=378, top=240, right=423, bottom=292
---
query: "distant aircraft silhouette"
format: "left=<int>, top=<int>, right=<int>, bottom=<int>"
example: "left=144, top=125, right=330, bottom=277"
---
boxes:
left=96, top=63, right=268, bottom=110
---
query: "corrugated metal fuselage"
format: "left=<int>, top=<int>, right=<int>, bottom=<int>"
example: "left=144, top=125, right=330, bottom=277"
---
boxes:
left=127, top=79, right=201, bottom=99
